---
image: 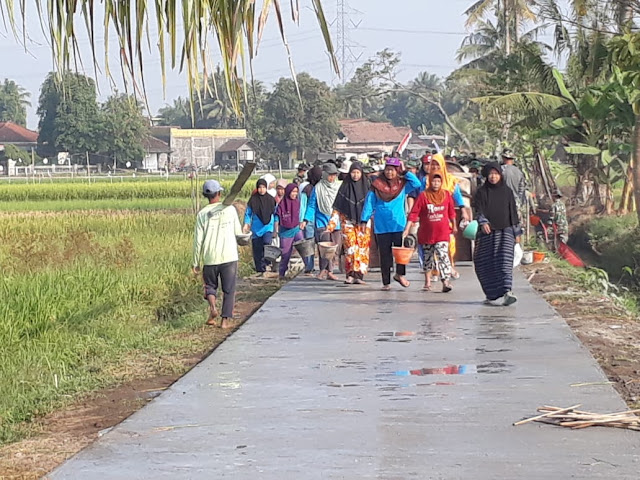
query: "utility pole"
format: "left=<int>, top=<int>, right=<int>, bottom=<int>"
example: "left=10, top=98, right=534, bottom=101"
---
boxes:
left=334, top=0, right=363, bottom=84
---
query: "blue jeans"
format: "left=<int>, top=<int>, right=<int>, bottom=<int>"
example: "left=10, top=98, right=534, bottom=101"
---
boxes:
left=251, top=231, right=273, bottom=273
left=303, top=223, right=315, bottom=272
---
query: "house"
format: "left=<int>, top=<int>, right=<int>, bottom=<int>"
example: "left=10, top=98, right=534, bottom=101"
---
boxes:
left=215, top=138, right=257, bottom=171
left=0, top=122, right=39, bottom=175
left=142, top=135, right=171, bottom=172
left=149, top=126, right=250, bottom=170
left=335, top=119, right=412, bottom=160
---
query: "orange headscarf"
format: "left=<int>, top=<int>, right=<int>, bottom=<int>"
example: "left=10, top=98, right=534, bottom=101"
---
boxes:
left=424, top=173, right=447, bottom=205
left=427, top=153, right=458, bottom=193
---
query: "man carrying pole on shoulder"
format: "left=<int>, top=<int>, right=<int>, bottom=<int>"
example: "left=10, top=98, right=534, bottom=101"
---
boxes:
left=193, top=180, right=243, bottom=329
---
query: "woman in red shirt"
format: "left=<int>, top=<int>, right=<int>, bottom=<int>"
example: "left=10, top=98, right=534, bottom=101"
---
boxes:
left=404, top=173, right=457, bottom=292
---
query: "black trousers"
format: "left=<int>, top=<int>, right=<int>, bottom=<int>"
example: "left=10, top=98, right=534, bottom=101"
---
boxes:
left=203, top=261, right=237, bottom=318
left=376, top=232, right=405, bottom=285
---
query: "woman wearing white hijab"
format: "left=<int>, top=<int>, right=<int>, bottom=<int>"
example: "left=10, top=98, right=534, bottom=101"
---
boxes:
left=301, top=162, right=342, bottom=280
left=260, top=173, right=277, bottom=198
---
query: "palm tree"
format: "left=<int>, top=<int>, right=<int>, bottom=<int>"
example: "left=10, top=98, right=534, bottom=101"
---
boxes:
left=464, top=0, right=538, bottom=55
left=0, top=0, right=336, bottom=114
left=0, top=79, right=31, bottom=126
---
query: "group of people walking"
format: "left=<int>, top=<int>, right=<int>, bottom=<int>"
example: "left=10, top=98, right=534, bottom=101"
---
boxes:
left=192, top=152, right=524, bottom=328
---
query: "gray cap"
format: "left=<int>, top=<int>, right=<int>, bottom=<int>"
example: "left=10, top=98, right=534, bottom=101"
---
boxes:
left=203, top=179, right=224, bottom=195
left=323, top=162, right=338, bottom=175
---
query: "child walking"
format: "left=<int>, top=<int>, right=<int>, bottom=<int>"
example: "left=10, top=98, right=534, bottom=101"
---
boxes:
left=404, top=173, right=457, bottom=293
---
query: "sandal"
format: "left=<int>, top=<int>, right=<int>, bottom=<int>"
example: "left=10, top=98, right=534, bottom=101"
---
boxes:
left=381, top=285, right=391, bottom=291
left=442, top=281, right=452, bottom=293
left=354, top=278, right=367, bottom=285
left=393, top=274, right=410, bottom=288
left=344, top=276, right=354, bottom=284
left=421, top=285, right=432, bottom=292
left=327, top=272, right=339, bottom=281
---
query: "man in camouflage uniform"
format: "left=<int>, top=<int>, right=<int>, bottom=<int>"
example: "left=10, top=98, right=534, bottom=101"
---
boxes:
left=551, top=190, right=569, bottom=244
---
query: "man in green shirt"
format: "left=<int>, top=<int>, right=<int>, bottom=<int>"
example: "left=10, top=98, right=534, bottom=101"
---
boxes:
left=193, top=180, right=243, bottom=329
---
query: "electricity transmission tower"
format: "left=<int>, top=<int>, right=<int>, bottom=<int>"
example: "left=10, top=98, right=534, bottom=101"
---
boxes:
left=334, top=0, right=363, bottom=84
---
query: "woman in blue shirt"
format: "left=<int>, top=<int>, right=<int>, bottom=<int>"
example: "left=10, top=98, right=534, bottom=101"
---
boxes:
left=243, top=179, right=276, bottom=273
left=360, top=158, right=422, bottom=290
left=302, top=162, right=341, bottom=280
left=299, top=166, right=322, bottom=274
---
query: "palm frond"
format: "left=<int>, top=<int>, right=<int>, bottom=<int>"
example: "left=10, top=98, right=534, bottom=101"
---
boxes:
left=0, top=0, right=337, bottom=116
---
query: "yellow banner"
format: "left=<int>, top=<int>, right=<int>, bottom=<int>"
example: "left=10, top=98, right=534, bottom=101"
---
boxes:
left=170, top=128, right=247, bottom=138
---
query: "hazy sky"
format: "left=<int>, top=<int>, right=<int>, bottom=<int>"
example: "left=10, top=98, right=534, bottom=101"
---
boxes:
left=0, top=0, right=559, bottom=129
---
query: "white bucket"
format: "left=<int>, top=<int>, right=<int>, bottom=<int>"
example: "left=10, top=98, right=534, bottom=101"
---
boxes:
left=521, top=250, right=534, bottom=265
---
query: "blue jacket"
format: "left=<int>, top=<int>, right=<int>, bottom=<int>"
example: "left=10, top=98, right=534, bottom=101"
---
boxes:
left=303, top=187, right=341, bottom=230
left=244, top=207, right=275, bottom=238
left=361, top=172, right=422, bottom=234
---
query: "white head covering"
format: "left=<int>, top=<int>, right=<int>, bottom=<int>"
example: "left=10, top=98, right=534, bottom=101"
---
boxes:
left=261, top=173, right=277, bottom=197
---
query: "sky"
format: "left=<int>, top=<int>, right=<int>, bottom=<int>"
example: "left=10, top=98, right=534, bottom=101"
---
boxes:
left=0, top=0, right=561, bottom=129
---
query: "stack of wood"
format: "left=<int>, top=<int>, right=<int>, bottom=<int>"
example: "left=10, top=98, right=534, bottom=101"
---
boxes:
left=514, top=404, right=640, bottom=431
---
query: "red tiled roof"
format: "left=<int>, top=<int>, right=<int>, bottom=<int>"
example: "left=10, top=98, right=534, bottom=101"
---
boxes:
left=0, top=122, right=38, bottom=143
left=338, top=119, right=407, bottom=144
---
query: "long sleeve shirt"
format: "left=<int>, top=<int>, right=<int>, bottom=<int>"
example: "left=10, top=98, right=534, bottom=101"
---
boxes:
left=303, top=188, right=341, bottom=230
left=361, top=172, right=422, bottom=234
left=244, top=207, right=275, bottom=238
left=193, top=203, right=242, bottom=267
left=408, top=191, right=455, bottom=244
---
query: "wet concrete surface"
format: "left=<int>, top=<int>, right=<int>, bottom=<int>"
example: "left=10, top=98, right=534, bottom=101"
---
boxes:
left=49, top=263, right=640, bottom=479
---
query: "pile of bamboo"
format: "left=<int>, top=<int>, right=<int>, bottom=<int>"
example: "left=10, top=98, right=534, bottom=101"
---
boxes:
left=514, top=404, right=640, bottom=431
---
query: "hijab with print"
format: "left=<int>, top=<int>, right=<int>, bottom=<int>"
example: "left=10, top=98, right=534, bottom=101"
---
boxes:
left=371, top=162, right=405, bottom=203
left=315, top=169, right=341, bottom=216
left=474, top=162, right=518, bottom=230
left=333, top=162, right=370, bottom=223
left=248, top=179, right=277, bottom=225
left=275, top=178, right=288, bottom=203
left=276, top=184, right=301, bottom=229
left=424, top=173, right=447, bottom=206
left=427, top=153, right=458, bottom=193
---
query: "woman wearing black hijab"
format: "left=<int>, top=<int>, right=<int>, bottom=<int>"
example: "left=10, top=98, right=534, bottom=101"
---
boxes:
left=299, top=166, right=323, bottom=274
left=472, top=162, right=520, bottom=306
left=326, top=162, right=371, bottom=284
left=243, top=179, right=277, bottom=273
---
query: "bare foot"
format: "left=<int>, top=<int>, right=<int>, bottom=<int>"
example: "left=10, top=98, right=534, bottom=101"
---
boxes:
left=221, top=318, right=233, bottom=329
left=421, top=284, right=432, bottom=291
left=344, top=276, right=354, bottom=284
left=381, top=285, right=391, bottom=291
left=327, top=272, right=339, bottom=281
left=354, top=278, right=367, bottom=285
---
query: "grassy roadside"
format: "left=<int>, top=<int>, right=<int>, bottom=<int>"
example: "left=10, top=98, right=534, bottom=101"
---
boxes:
left=0, top=197, right=193, bottom=212
left=0, top=210, right=258, bottom=445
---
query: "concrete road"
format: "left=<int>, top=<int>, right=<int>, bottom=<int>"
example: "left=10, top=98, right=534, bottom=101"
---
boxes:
left=49, top=263, right=640, bottom=479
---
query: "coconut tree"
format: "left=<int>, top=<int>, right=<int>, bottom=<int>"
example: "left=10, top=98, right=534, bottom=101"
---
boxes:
left=0, top=79, right=31, bottom=126
left=0, top=0, right=336, bottom=113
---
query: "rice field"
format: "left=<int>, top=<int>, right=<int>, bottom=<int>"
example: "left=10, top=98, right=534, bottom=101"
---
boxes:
left=0, top=179, right=257, bottom=445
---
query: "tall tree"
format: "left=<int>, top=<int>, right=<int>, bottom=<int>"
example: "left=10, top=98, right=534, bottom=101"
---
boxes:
left=36, top=72, right=101, bottom=155
left=0, top=79, right=30, bottom=126
left=157, top=98, right=193, bottom=128
left=98, top=93, right=149, bottom=165
left=263, top=73, right=339, bottom=159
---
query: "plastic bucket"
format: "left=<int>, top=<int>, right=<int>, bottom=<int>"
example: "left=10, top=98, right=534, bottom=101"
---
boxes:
left=318, top=241, right=338, bottom=261
left=533, top=251, right=546, bottom=263
left=293, top=238, right=315, bottom=258
left=264, top=245, right=282, bottom=262
left=236, top=233, right=251, bottom=246
left=462, top=220, right=479, bottom=240
left=392, top=246, right=414, bottom=265
left=521, top=250, right=534, bottom=265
